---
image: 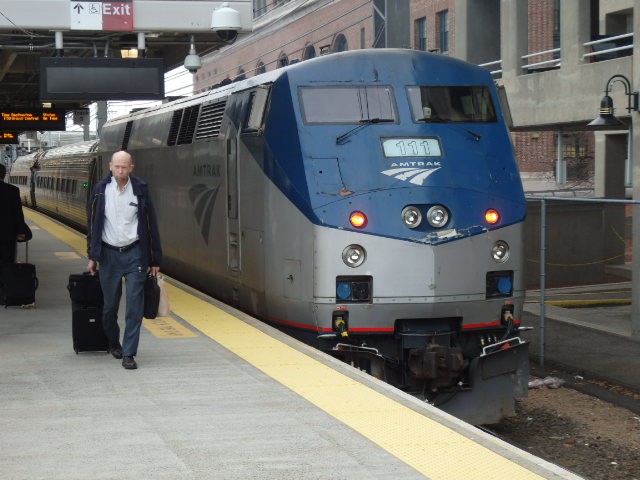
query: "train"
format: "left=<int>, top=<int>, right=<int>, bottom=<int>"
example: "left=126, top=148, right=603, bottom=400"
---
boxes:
left=10, top=49, right=529, bottom=424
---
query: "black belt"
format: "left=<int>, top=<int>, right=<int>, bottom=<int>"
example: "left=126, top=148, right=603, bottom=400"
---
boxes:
left=102, top=240, right=139, bottom=253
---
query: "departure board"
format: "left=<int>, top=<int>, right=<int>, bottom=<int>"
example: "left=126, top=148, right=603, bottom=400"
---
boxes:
left=0, top=108, right=66, bottom=131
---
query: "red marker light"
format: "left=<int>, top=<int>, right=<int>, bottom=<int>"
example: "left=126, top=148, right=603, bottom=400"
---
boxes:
left=350, top=211, right=367, bottom=228
left=485, top=209, right=500, bottom=225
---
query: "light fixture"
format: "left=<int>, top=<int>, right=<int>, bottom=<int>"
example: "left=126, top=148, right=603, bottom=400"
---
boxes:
left=587, top=74, right=639, bottom=128
left=119, top=33, right=143, bottom=58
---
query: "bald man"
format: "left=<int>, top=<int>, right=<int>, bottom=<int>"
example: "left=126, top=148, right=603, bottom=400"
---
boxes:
left=86, top=151, right=162, bottom=369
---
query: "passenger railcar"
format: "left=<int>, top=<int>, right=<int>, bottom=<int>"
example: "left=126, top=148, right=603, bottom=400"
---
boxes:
left=12, top=49, right=528, bottom=424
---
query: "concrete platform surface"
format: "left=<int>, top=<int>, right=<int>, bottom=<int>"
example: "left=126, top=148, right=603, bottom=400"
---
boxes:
left=0, top=210, right=585, bottom=480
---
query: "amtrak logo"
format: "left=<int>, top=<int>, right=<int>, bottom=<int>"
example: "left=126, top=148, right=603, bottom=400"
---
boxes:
left=189, top=184, right=220, bottom=244
left=381, top=166, right=441, bottom=186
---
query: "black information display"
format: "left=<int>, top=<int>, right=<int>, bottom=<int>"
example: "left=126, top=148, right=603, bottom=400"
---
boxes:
left=0, top=109, right=66, bottom=131
left=0, top=132, right=19, bottom=144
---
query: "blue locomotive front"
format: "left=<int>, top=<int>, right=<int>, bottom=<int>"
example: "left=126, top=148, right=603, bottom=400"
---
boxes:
left=261, top=50, right=528, bottom=423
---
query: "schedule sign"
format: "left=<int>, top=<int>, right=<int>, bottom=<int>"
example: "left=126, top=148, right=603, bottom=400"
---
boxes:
left=0, top=109, right=66, bottom=131
left=0, top=132, right=19, bottom=144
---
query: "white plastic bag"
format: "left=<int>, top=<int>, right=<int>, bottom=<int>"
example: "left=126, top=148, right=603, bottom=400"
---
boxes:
left=157, top=275, right=171, bottom=317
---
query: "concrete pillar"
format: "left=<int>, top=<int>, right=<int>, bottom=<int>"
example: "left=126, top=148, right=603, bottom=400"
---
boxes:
left=559, top=0, right=591, bottom=71
left=594, top=133, right=628, bottom=198
left=631, top=8, right=640, bottom=337
left=455, top=0, right=500, bottom=65
left=500, top=0, right=527, bottom=80
left=96, top=101, right=108, bottom=138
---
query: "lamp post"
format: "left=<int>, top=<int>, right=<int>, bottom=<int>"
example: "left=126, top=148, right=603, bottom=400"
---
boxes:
left=588, top=74, right=639, bottom=337
left=588, top=74, right=639, bottom=127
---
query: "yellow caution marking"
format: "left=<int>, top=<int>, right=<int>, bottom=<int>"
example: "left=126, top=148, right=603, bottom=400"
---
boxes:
left=23, top=209, right=87, bottom=257
left=54, top=251, right=82, bottom=260
left=167, top=283, right=546, bottom=480
left=143, top=317, right=198, bottom=338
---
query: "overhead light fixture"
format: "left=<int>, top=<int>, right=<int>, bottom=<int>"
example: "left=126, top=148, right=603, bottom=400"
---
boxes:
left=120, top=47, right=138, bottom=59
left=587, top=74, right=638, bottom=129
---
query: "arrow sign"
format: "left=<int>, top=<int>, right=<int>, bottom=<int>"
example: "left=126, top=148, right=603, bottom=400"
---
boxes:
left=70, top=2, right=102, bottom=30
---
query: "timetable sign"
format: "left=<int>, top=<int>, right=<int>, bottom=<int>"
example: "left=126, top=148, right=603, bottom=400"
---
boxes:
left=0, top=109, right=67, bottom=131
left=0, top=132, right=18, bottom=144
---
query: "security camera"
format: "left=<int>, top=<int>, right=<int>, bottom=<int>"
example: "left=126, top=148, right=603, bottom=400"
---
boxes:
left=211, top=2, right=241, bottom=43
left=184, top=52, right=201, bottom=74
left=184, top=35, right=202, bottom=73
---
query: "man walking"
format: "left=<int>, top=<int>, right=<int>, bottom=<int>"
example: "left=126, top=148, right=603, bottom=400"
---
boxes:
left=87, top=151, right=162, bottom=370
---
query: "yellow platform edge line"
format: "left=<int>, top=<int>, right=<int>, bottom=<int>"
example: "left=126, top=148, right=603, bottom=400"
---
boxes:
left=167, top=284, right=545, bottom=480
left=30, top=207, right=546, bottom=480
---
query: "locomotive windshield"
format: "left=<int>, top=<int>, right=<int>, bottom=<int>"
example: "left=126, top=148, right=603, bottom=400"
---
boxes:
left=299, top=86, right=397, bottom=124
left=407, top=86, right=496, bottom=123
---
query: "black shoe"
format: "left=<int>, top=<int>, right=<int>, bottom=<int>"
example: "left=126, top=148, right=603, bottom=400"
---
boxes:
left=109, top=342, right=123, bottom=359
left=122, top=356, right=137, bottom=370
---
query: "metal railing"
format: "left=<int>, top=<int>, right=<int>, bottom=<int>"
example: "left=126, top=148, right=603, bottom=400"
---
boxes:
left=583, top=32, right=633, bottom=61
left=526, top=195, right=639, bottom=365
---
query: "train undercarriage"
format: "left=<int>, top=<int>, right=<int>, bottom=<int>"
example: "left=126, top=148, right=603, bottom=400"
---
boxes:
left=319, top=305, right=530, bottom=425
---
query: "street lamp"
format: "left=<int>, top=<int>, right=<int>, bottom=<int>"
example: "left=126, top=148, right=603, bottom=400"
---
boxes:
left=588, top=74, right=639, bottom=128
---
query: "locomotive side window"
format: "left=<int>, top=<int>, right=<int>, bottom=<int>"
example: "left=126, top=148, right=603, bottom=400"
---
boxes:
left=407, top=86, right=496, bottom=123
left=243, top=86, right=270, bottom=133
left=299, top=86, right=397, bottom=124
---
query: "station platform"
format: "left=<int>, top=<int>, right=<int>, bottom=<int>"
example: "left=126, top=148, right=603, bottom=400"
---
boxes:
left=0, top=209, right=585, bottom=480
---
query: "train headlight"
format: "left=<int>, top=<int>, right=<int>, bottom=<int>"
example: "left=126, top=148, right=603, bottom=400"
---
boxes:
left=491, top=240, right=510, bottom=263
left=401, top=206, right=422, bottom=229
left=349, top=211, right=367, bottom=228
left=426, top=205, right=449, bottom=228
left=485, top=209, right=500, bottom=225
left=342, top=244, right=366, bottom=268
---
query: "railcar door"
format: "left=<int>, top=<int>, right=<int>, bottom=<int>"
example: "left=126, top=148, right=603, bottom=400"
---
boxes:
left=226, top=134, right=240, bottom=278
left=86, top=154, right=102, bottom=207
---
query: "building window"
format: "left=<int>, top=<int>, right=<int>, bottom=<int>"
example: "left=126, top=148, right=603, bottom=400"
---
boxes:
left=415, top=17, right=427, bottom=51
left=255, top=61, right=266, bottom=75
left=278, top=53, right=289, bottom=68
left=254, top=0, right=267, bottom=18
left=332, top=34, right=348, bottom=52
left=436, top=10, right=449, bottom=54
left=302, top=45, right=316, bottom=60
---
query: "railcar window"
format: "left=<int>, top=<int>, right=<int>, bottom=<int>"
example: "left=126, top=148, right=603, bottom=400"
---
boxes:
left=300, top=86, right=397, bottom=124
left=407, top=86, right=496, bottom=123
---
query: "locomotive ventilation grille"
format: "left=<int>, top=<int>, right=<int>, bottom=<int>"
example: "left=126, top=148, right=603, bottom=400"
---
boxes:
left=195, top=100, right=227, bottom=140
left=167, top=105, right=200, bottom=146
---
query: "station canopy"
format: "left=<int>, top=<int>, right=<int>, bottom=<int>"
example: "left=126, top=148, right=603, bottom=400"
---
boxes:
left=0, top=0, right=252, bottom=112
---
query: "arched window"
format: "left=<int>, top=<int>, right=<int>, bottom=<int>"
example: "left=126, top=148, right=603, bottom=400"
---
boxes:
left=302, top=44, right=316, bottom=60
left=235, top=69, right=246, bottom=81
left=255, top=61, right=266, bottom=75
left=332, top=34, right=348, bottom=52
left=277, top=53, right=289, bottom=68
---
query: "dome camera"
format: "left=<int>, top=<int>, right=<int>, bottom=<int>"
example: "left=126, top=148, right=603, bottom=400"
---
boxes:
left=184, top=35, right=202, bottom=73
left=184, top=52, right=202, bottom=73
left=211, top=2, right=241, bottom=44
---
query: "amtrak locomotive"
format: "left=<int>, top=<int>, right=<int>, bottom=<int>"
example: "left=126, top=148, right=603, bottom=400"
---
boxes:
left=10, top=49, right=528, bottom=424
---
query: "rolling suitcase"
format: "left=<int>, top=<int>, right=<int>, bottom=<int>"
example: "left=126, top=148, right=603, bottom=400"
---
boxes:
left=67, top=273, right=107, bottom=353
left=72, top=302, right=109, bottom=353
left=2, top=241, right=38, bottom=307
left=67, top=272, right=103, bottom=306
